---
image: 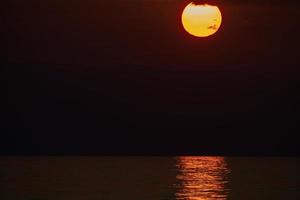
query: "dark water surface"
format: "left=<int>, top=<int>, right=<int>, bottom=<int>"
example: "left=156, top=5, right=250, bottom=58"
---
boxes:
left=1, top=157, right=300, bottom=200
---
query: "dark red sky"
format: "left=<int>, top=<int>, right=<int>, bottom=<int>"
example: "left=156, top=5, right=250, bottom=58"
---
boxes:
left=3, top=0, right=300, bottom=67
left=2, top=0, right=300, bottom=155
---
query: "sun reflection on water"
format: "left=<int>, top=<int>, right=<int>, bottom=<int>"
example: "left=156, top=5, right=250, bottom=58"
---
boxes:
left=175, top=157, right=230, bottom=200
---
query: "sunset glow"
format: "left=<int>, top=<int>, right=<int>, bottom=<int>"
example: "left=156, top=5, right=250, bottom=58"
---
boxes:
left=182, top=3, right=222, bottom=37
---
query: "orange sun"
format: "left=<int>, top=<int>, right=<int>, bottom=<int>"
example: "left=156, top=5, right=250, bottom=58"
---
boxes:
left=181, top=3, right=222, bottom=37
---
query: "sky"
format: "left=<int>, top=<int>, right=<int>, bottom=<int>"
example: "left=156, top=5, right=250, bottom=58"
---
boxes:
left=2, top=0, right=300, bottom=155
left=3, top=0, right=300, bottom=66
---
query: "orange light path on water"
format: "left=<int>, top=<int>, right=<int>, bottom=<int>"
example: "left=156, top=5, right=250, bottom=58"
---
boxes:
left=175, top=157, right=230, bottom=200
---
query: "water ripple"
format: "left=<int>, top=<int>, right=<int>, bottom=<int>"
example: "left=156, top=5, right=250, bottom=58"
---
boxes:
left=175, top=157, right=230, bottom=200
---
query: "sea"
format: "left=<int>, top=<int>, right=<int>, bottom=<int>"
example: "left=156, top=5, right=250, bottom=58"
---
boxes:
left=1, top=157, right=300, bottom=200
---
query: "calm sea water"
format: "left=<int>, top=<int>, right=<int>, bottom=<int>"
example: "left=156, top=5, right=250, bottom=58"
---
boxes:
left=1, top=157, right=300, bottom=200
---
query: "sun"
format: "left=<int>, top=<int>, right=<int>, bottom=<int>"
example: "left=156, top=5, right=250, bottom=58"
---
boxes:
left=181, top=3, right=222, bottom=37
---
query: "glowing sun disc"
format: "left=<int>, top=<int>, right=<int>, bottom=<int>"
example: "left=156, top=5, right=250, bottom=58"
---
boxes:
left=181, top=3, right=222, bottom=37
